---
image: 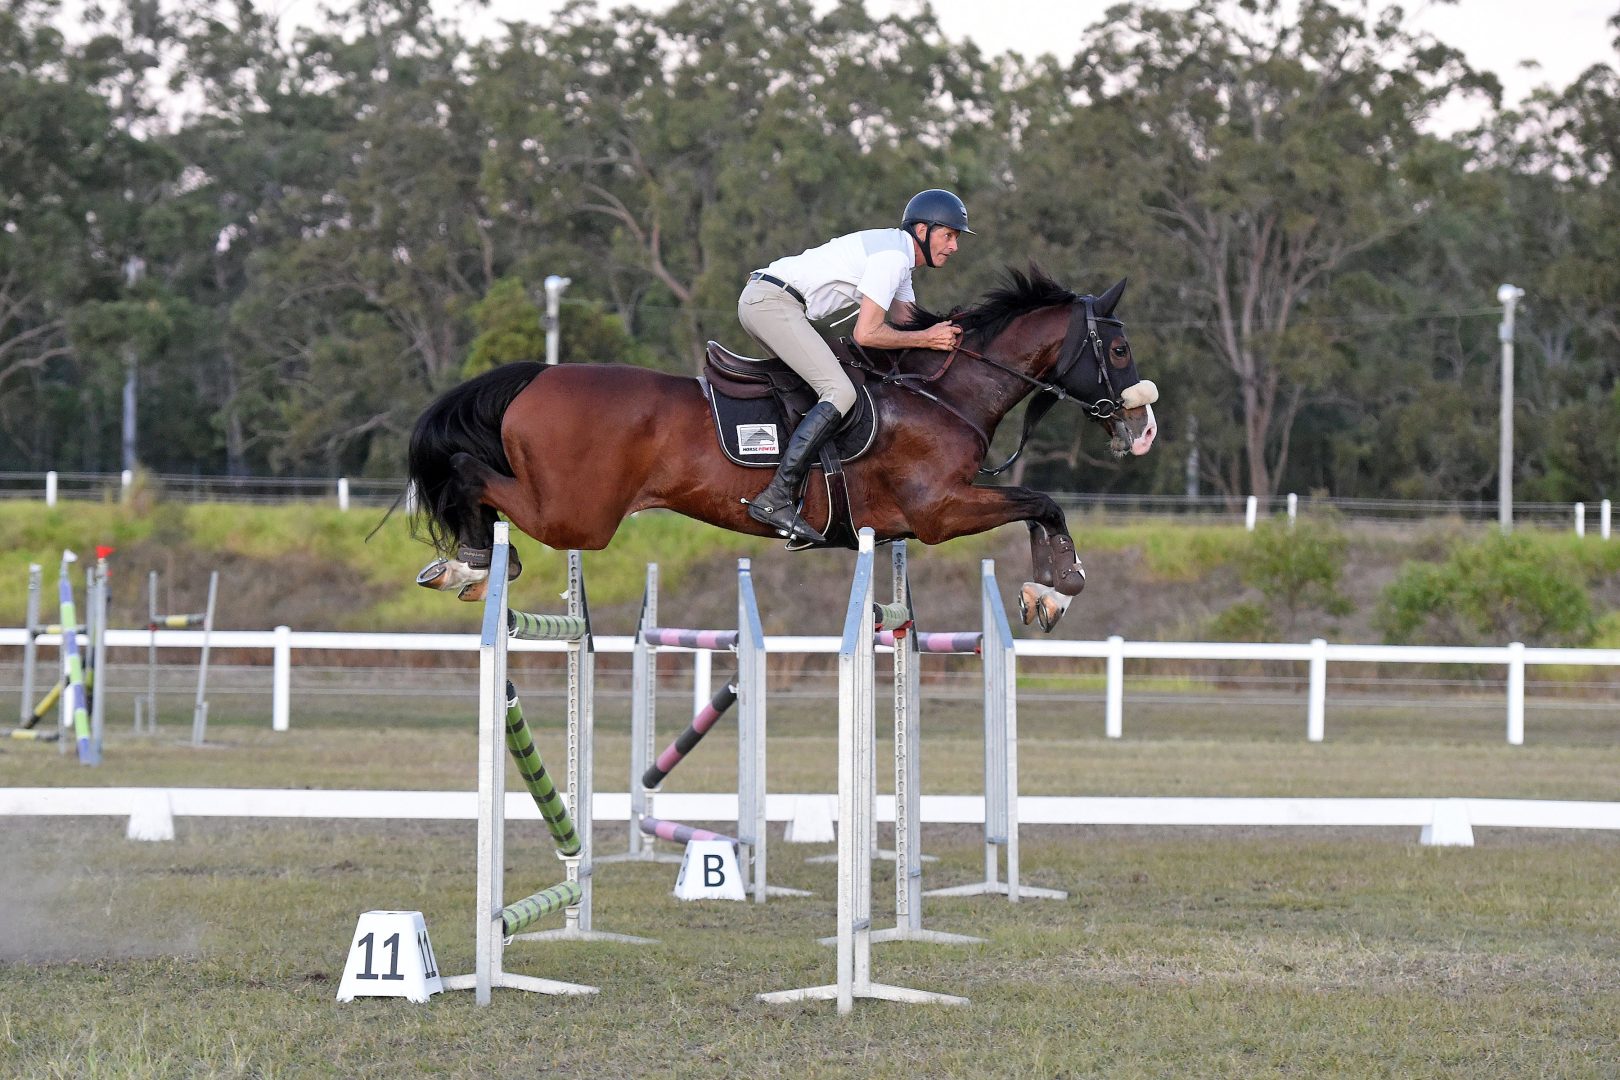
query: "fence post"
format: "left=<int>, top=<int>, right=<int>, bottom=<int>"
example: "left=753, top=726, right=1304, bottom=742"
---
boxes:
left=1575, top=502, right=1586, bottom=538
left=1245, top=495, right=1258, bottom=531
left=1307, top=638, right=1327, bottom=742
left=1506, top=641, right=1525, bottom=746
left=337, top=477, right=350, bottom=512
left=272, top=625, right=292, bottom=732
left=1105, top=635, right=1124, bottom=738
left=1603, top=499, right=1612, bottom=541
left=45, top=471, right=57, bottom=507
left=1287, top=492, right=1298, bottom=528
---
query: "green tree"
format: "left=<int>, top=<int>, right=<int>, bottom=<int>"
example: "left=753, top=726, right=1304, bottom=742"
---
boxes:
left=1376, top=534, right=1594, bottom=646
left=473, top=0, right=995, bottom=369
left=464, top=277, right=654, bottom=376
left=1058, top=0, right=1495, bottom=499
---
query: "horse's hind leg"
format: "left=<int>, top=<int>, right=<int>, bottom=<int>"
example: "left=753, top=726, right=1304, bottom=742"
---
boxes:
left=416, top=453, right=522, bottom=601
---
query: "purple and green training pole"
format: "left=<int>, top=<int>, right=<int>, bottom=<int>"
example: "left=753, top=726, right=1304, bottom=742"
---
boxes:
left=638, top=818, right=738, bottom=846
left=640, top=681, right=738, bottom=789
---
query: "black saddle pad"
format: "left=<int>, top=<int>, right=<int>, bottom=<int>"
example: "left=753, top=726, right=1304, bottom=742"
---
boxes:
left=702, top=378, right=878, bottom=469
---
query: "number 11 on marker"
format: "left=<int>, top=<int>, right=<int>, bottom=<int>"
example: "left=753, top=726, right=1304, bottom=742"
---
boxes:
left=354, top=931, right=406, bottom=981
left=416, top=929, right=438, bottom=979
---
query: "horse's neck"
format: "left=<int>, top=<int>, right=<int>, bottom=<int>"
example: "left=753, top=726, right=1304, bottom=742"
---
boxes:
left=926, top=345, right=1044, bottom=432
left=859, top=335, right=1048, bottom=432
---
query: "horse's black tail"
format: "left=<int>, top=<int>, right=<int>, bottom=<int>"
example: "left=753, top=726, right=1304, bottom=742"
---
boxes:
left=407, top=361, right=547, bottom=555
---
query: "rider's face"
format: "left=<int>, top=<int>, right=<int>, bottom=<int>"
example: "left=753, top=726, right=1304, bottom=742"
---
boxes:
left=914, top=224, right=961, bottom=266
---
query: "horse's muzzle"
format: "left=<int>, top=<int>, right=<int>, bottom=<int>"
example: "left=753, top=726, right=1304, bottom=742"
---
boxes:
left=1109, top=403, right=1157, bottom=457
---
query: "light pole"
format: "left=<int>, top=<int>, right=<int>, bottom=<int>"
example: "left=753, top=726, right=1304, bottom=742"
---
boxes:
left=1497, top=283, right=1524, bottom=535
left=121, top=255, right=146, bottom=476
left=543, top=275, right=571, bottom=365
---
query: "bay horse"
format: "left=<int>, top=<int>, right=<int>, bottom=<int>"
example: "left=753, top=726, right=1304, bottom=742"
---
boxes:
left=407, top=267, right=1158, bottom=631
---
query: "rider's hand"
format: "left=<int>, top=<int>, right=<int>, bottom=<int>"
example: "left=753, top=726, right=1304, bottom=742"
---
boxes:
left=921, top=321, right=962, bottom=351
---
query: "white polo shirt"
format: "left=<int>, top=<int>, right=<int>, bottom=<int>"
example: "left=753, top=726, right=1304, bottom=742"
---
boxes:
left=757, top=229, right=918, bottom=321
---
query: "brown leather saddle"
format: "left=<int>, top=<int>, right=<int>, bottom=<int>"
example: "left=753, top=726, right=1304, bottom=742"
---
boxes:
left=700, top=339, right=880, bottom=550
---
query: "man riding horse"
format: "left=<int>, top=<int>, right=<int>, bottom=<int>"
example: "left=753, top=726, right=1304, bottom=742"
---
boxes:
left=408, top=186, right=1158, bottom=631
left=740, top=189, right=973, bottom=544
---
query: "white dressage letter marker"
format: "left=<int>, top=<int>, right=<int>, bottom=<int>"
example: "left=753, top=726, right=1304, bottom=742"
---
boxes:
left=673, top=840, right=745, bottom=901
left=784, top=795, right=836, bottom=844
left=337, top=911, right=443, bottom=1003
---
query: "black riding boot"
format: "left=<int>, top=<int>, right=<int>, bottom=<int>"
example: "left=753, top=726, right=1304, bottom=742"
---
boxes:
left=746, top=401, right=843, bottom=544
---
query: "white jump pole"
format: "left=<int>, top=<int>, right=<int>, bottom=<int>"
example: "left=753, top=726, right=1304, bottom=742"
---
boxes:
left=190, top=571, right=218, bottom=747
left=20, top=563, right=40, bottom=727
left=442, top=524, right=648, bottom=1005
left=609, top=560, right=795, bottom=901
left=514, top=544, right=651, bottom=946
left=869, top=541, right=981, bottom=945
left=759, top=528, right=967, bottom=1014
left=920, top=553, right=1065, bottom=905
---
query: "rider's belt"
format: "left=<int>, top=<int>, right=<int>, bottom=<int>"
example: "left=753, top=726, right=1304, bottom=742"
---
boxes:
left=748, top=272, right=807, bottom=307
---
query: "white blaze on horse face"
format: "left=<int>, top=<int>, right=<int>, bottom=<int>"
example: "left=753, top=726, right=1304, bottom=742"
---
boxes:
left=1130, top=404, right=1157, bottom=457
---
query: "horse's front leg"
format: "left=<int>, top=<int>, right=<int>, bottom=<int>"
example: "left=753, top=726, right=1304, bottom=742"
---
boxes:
left=1022, top=518, right=1085, bottom=632
left=906, top=484, right=1083, bottom=632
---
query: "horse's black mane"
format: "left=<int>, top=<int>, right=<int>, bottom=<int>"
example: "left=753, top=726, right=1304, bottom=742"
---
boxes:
left=897, top=264, right=1077, bottom=344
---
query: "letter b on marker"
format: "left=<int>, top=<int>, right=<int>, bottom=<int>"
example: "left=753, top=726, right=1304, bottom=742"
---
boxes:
left=673, top=840, right=745, bottom=901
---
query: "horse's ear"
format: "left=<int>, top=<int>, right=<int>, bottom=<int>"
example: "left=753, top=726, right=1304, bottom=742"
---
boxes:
left=1097, top=278, right=1128, bottom=317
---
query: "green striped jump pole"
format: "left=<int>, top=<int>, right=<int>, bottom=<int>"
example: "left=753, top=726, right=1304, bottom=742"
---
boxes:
left=500, top=880, right=583, bottom=937
left=504, top=682, right=580, bottom=856
left=508, top=610, right=587, bottom=641
left=872, top=602, right=911, bottom=632
left=58, top=552, right=96, bottom=765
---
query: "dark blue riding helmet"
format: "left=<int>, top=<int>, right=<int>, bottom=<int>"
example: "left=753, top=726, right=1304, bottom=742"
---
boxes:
left=901, top=189, right=973, bottom=268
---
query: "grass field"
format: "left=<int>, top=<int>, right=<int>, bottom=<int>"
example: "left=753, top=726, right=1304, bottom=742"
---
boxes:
left=3, top=694, right=1619, bottom=1078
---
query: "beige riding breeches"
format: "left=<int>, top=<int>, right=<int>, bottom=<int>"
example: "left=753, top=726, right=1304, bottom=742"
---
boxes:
left=737, top=280, right=857, bottom=415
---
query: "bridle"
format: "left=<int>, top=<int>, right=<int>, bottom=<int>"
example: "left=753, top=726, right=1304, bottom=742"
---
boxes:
left=850, top=295, right=1132, bottom=476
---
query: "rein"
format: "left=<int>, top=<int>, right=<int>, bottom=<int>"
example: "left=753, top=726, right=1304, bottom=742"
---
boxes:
left=849, top=297, right=1128, bottom=476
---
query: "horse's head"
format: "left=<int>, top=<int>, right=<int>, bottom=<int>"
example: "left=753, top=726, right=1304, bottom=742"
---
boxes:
left=1047, top=278, right=1157, bottom=458
left=900, top=266, right=1159, bottom=471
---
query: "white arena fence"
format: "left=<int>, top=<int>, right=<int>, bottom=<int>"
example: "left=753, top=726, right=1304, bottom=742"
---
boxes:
left=5, top=627, right=1620, bottom=747
left=4, top=788, right=1618, bottom=847
left=0, top=470, right=1612, bottom=531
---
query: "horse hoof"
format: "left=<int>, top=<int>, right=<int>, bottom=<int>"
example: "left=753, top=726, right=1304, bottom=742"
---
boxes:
left=417, top=559, right=451, bottom=590
left=456, top=580, right=488, bottom=602
left=1036, top=589, right=1072, bottom=632
left=417, top=557, right=490, bottom=594
left=1019, top=583, right=1070, bottom=632
left=1018, top=583, right=1042, bottom=626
